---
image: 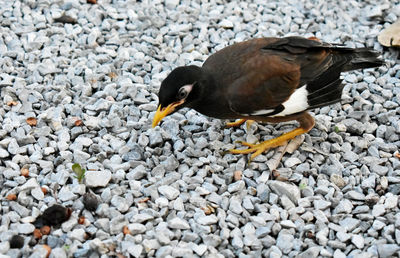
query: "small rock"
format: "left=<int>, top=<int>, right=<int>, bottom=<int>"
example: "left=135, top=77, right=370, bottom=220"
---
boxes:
left=372, top=204, right=385, bottom=217
left=168, top=217, right=190, bottom=229
left=158, top=185, right=180, bottom=200
left=110, top=215, right=127, bottom=235
left=268, top=181, right=300, bottom=204
left=111, top=196, right=130, bottom=213
left=280, top=220, right=296, bottom=228
left=196, top=215, right=218, bottom=225
left=351, top=234, right=364, bottom=249
left=229, top=196, right=243, bottom=214
left=85, top=170, right=112, bottom=187
left=314, top=200, right=331, bottom=210
left=377, top=244, right=400, bottom=258
left=336, top=231, right=351, bottom=242
left=70, top=228, right=85, bottom=242
left=128, top=223, right=146, bottom=234
left=19, top=178, right=39, bottom=191
left=384, top=194, right=398, bottom=209
left=339, top=217, right=360, bottom=232
left=333, top=249, right=347, bottom=258
left=284, top=157, right=301, bottom=167
left=345, top=190, right=365, bottom=201
left=297, top=246, right=320, bottom=258
left=372, top=220, right=386, bottom=230
left=276, top=232, right=294, bottom=254
left=334, top=199, right=353, bottom=214
left=50, top=247, right=67, bottom=258
left=165, top=0, right=179, bottom=9
left=127, top=165, right=147, bottom=180
left=127, top=244, right=143, bottom=258
left=17, top=223, right=35, bottom=234
left=227, top=180, right=245, bottom=193
left=330, top=174, right=346, bottom=188
left=192, top=244, right=207, bottom=256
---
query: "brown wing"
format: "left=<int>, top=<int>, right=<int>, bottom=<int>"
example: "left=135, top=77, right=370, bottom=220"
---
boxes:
left=226, top=53, right=301, bottom=115
left=218, top=37, right=333, bottom=116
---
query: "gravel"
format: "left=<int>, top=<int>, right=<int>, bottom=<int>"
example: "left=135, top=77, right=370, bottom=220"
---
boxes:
left=0, top=0, right=399, bottom=257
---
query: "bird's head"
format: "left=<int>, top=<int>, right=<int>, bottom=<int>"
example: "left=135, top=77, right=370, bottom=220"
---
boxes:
left=152, top=65, right=202, bottom=128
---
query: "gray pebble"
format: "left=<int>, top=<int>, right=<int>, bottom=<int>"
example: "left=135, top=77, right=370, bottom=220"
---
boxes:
left=168, top=217, right=190, bottom=230
left=276, top=231, right=294, bottom=254
left=158, top=185, right=179, bottom=200
left=85, top=170, right=112, bottom=187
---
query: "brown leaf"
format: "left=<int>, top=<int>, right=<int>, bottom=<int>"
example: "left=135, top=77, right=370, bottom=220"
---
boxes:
left=33, top=228, right=42, bottom=239
left=21, top=167, right=29, bottom=177
left=7, top=101, right=18, bottom=106
left=78, top=216, right=85, bottom=225
left=108, top=72, right=118, bottom=79
left=54, top=15, right=77, bottom=24
left=74, top=119, right=83, bottom=126
left=6, top=194, right=17, bottom=201
left=122, top=225, right=131, bottom=235
left=233, top=171, right=242, bottom=181
left=26, top=117, right=37, bottom=126
left=87, top=0, right=97, bottom=3
left=138, top=197, right=150, bottom=203
left=40, top=226, right=51, bottom=235
left=42, top=244, right=51, bottom=258
left=201, top=204, right=215, bottom=215
left=41, top=187, right=48, bottom=195
left=286, top=134, right=305, bottom=154
left=394, top=152, right=400, bottom=159
left=266, top=144, right=287, bottom=172
left=378, top=20, right=400, bottom=47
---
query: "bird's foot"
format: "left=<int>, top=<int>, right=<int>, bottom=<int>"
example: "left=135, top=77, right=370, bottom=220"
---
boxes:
left=229, top=139, right=283, bottom=162
left=225, top=119, right=254, bottom=130
left=228, top=127, right=307, bottom=162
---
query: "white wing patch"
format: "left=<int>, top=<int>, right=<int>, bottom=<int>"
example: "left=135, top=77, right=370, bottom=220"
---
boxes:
left=271, top=85, right=309, bottom=117
left=250, top=109, right=275, bottom=116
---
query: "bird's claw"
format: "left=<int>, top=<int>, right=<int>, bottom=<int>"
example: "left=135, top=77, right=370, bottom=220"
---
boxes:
left=229, top=140, right=273, bottom=162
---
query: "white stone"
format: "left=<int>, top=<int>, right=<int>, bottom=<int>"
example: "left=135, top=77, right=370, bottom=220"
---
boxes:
left=18, top=223, right=35, bottom=234
left=168, top=217, right=190, bottom=229
left=158, top=185, right=179, bottom=200
left=85, top=170, right=112, bottom=187
left=351, top=234, right=364, bottom=249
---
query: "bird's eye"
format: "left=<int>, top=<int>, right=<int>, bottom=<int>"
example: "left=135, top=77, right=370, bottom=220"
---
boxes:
left=177, top=87, right=189, bottom=100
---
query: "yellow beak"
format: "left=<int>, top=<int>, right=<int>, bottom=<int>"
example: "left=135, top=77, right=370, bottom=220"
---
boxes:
left=152, top=100, right=184, bottom=128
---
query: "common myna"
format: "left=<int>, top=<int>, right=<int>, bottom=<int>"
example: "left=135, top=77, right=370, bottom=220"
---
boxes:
left=152, top=37, right=383, bottom=161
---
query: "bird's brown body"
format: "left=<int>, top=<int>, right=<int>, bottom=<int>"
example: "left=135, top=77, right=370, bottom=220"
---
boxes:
left=153, top=37, right=383, bottom=160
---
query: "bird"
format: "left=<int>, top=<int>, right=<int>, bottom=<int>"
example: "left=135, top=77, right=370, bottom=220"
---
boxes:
left=152, top=36, right=383, bottom=161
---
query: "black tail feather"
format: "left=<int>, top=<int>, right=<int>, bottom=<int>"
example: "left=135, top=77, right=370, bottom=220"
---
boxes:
left=307, top=78, right=344, bottom=109
left=304, top=45, right=383, bottom=110
left=341, top=48, right=384, bottom=71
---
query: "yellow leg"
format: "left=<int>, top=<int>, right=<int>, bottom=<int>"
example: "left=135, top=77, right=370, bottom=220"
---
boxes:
left=226, top=119, right=254, bottom=129
left=226, top=119, right=247, bottom=128
left=229, top=127, right=308, bottom=162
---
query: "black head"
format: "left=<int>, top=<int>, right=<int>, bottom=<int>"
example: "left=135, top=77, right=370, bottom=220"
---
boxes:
left=158, top=65, right=202, bottom=109
left=152, top=65, right=203, bottom=127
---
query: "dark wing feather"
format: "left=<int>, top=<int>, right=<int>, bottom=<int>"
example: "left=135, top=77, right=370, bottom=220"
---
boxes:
left=227, top=54, right=300, bottom=115
left=203, top=37, right=383, bottom=118
left=226, top=37, right=333, bottom=116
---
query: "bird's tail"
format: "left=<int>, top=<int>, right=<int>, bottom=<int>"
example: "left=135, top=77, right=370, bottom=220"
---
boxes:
left=340, top=48, right=384, bottom=72
left=306, top=47, right=383, bottom=110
